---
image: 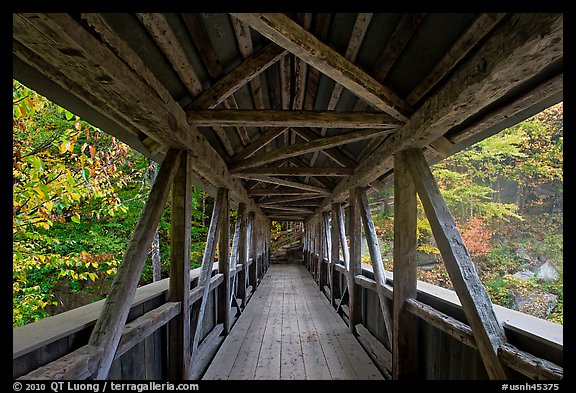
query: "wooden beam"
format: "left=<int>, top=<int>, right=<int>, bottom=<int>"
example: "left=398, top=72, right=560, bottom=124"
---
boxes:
left=347, top=188, right=363, bottom=335
left=330, top=204, right=341, bottom=307
left=306, top=13, right=374, bottom=178
left=217, top=188, right=231, bottom=334
left=230, top=128, right=391, bottom=171
left=232, top=166, right=354, bottom=176
left=188, top=109, right=402, bottom=129
left=259, top=205, right=315, bottom=214
left=181, top=14, right=251, bottom=150
left=405, top=148, right=508, bottom=379
left=406, top=13, right=507, bottom=106
left=256, top=194, right=324, bottom=205
left=117, top=302, right=180, bottom=360
left=230, top=13, right=412, bottom=121
left=499, top=344, right=563, bottom=380
left=248, top=187, right=322, bottom=196
left=230, top=127, right=288, bottom=163
left=405, top=298, right=476, bottom=349
left=17, top=345, right=103, bottom=380
left=136, top=13, right=203, bottom=97
left=372, top=13, right=426, bottom=85
left=191, top=188, right=226, bottom=361
left=236, top=204, right=248, bottom=304
left=291, top=127, right=358, bottom=169
left=187, top=43, right=286, bottom=110
left=14, top=13, right=265, bottom=219
left=358, top=189, right=393, bottom=347
left=168, top=152, right=193, bottom=379
left=231, top=16, right=266, bottom=109
left=313, top=13, right=563, bottom=214
left=392, top=150, right=419, bottom=379
left=87, top=149, right=181, bottom=379
left=303, top=13, right=332, bottom=111
left=234, top=174, right=330, bottom=194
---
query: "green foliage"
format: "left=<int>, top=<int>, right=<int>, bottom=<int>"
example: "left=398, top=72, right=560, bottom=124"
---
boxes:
left=370, top=103, right=563, bottom=324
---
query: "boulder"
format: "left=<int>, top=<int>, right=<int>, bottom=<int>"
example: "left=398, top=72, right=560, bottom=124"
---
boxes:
left=511, top=291, right=558, bottom=319
left=534, top=261, right=559, bottom=282
left=513, top=270, right=535, bottom=281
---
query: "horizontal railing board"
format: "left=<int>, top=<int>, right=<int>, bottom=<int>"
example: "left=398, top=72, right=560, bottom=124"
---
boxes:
left=13, top=262, right=219, bottom=359
left=327, top=258, right=562, bottom=369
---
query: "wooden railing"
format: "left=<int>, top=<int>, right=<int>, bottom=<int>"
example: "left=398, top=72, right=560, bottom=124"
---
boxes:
left=13, top=257, right=268, bottom=379
left=304, top=254, right=563, bottom=380
left=14, top=150, right=271, bottom=380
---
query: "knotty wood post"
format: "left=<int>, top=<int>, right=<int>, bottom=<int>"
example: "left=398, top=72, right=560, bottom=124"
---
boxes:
left=330, top=203, right=342, bottom=307
left=87, top=149, right=182, bottom=380
left=405, top=149, right=508, bottom=379
left=358, top=189, right=393, bottom=346
left=392, top=150, right=419, bottom=379
left=191, top=188, right=226, bottom=367
left=217, top=188, right=231, bottom=334
left=348, top=187, right=363, bottom=334
left=168, top=152, right=193, bottom=379
left=248, top=212, right=257, bottom=291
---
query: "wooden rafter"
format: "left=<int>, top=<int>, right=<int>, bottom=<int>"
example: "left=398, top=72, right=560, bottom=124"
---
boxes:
left=182, top=13, right=251, bottom=147
left=303, top=13, right=333, bottom=111
left=234, top=174, right=330, bottom=194
left=229, top=128, right=391, bottom=171
left=291, top=127, right=357, bottom=168
left=231, top=13, right=413, bottom=121
left=406, top=13, right=507, bottom=106
left=230, top=127, right=288, bottom=163
left=188, top=109, right=402, bottom=129
left=137, top=13, right=203, bottom=97
left=186, top=43, right=287, bottom=110
left=14, top=13, right=267, bottom=221
left=307, top=13, right=374, bottom=179
left=248, top=188, right=321, bottom=196
left=231, top=167, right=353, bottom=176
left=313, top=13, right=563, bottom=213
left=231, top=16, right=265, bottom=110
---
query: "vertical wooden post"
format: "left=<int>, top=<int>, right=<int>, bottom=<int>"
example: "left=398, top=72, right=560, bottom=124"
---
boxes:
left=405, top=149, right=508, bottom=379
left=87, top=149, right=182, bottom=380
left=348, top=187, right=363, bottom=334
left=319, top=214, right=327, bottom=291
left=392, top=150, right=419, bottom=379
left=191, top=188, right=226, bottom=363
left=358, top=189, right=393, bottom=346
left=248, top=212, right=257, bottom=292
left=235, top=204, right=248, bottom=306
left=217, top=188, right=231, bottom=334
left=168, top=152, right=193, bottom=379
left=330, top=203, right=341, bottom=307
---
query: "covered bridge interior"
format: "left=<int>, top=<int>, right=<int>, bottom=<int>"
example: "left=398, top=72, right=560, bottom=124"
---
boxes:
left=13, top=13, right=563, bottom=380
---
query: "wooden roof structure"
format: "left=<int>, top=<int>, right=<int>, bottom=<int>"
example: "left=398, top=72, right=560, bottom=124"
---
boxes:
left=13, top=13, right=563, bottom=224
left=13, top=13, right=563, bottom=381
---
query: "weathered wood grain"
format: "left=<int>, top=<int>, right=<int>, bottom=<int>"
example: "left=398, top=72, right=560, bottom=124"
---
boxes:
left=230, top=128, right=391, bottom=171
left=358, top=189, right=393, bottom=346
left=406, top=148, right=508, bottom=379
left=168, top=152, right=192, bottom=378
left=392, top=150, right=419, bottom=378
left=230, top=13, right=412, bottom=121
left=87, top=149, right=181, bottom=379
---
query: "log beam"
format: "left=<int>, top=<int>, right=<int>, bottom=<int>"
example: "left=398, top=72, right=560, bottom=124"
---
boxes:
left=406, top=148, right=508, bottom=379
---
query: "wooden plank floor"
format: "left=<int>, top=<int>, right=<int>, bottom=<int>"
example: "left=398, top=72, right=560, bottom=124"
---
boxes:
left=202, top=264, right=383, bottom=380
